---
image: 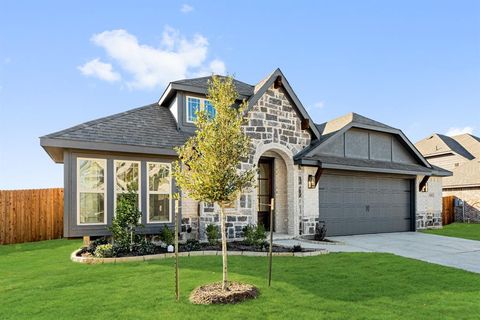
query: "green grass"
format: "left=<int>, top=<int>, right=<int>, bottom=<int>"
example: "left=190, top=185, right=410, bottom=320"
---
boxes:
left=1, top=240, right=480, bottom=320
left=421, top=222, right=480, bottom=241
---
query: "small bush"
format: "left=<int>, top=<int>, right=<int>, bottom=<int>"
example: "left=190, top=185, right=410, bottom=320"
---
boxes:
left=160, top=227, right=174, bottom=246
left=242, top=224, right=266, bottom=247
left=185, top=239, right=201, bottom=251
left=133, top=238, right=157, bottom=256
left=112, top=243, right=129, bottom=257
left=86, top=237, right=109, bottom=254
left=292, top=244, right=302, bottom=253
left=314, top=221, right=327, bottom=241
left=94, top=244, right=114, bottom=258
left=206, top=224, right=219, bottom=245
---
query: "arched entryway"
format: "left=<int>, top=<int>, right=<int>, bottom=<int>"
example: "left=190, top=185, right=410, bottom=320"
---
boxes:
left=253, top=144, right=295, bottom=235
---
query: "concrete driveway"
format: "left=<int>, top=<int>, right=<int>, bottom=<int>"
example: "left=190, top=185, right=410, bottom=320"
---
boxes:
left=275, top=232, right=480, bottom=274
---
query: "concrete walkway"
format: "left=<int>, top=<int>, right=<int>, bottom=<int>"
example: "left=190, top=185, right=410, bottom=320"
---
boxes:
left=274, top=232, right=480, bottom=274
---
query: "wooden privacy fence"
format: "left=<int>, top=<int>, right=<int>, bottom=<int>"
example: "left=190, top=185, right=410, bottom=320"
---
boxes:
left=0, top=188, right=63, bottom=245
left=442, top=196, right=455, bottom=226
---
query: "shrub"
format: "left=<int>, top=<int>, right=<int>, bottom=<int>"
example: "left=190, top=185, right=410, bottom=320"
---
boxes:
left=159, top=227, right=174, bottom=246
left=108, top=185, right=142, bottom=252
left=86, top=237, right=109, bottom=254
left=112, top=243, right=129, bottom=257
left=314, top=221, right=327, bottom=241
left=292, top=244, right=302, bottom=253
left=206, top=224, right=219, bottom=245
left=94, top=244, right=114, bottom=258
left=184, top=239, right=201, bottom=251
left=133, top=238, right=157, bottom=256
left=242, top=224, right=266, bottom=247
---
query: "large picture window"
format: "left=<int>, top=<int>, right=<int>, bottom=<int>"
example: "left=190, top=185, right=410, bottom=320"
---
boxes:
left=77, top=158, right=106, bottom=224
left=186, top=96, right=216, bottom=123
left=147, top=162, right=171, bottom=223
left=114, top=160, right=141, bottom=214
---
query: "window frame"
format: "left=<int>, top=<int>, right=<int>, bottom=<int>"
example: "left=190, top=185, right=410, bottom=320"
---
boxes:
left=76, top=157, right=107, bottom=226
left=186, top=96, right=201, bottom=123
left=146, top=161, right=172, bottom=224
left=113, top=160, right=142, bottom=217
left=204, top=99, right=216, bottom=119
left=185, top=95, right=215, bottom=123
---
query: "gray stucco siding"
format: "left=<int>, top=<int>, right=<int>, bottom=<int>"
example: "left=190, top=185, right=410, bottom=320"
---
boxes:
left=63, top=149, right=179, bottom=238
left=345, top=128, right=369, bottom=159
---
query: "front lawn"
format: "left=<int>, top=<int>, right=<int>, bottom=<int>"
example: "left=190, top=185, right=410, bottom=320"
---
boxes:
left=421, top=222, right=480, bottom=241
left=1, top=240, right=480, bottom=320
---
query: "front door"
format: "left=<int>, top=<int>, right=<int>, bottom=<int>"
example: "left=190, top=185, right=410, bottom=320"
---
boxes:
left=257, top=158, right=274, bottom=231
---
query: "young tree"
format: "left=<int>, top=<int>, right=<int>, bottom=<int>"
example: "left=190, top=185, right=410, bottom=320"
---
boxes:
left=173, top=76, right=255, bottom=291
left=109, top=184, right=142, bottom=251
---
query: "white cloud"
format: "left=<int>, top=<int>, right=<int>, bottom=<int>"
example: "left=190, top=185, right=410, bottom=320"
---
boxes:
left=180, top=4, right=194, bottom=13
left=209, top=59, right=226, bottom=75
left=312, top=101, right=325, bottom=109
left=446, top=126, right=474, bottom=136
left=83, top=28, right=226, bottom=90
left=78, top=58, right=121, bottom=82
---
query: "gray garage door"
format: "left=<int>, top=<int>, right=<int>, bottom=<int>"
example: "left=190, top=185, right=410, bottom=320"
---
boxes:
left=319, top=173, right=413, bottom=236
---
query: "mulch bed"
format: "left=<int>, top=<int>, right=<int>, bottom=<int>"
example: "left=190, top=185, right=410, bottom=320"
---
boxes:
left=189, top=282, right=259, bottom=305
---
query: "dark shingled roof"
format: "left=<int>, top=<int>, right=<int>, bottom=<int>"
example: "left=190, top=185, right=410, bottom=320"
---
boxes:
left=172, top=76, right=254, bottom=97
left=42, top=103, right=191, bottom=149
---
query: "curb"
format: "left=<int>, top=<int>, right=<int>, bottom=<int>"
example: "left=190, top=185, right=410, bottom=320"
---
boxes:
left=71, top=248, right=329, bottom=264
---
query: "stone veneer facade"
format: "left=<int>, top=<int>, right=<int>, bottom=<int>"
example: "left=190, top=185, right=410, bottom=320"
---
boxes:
left=180, top=84, right=315, bottom=240
left=416, top=176, right=443, bottom=229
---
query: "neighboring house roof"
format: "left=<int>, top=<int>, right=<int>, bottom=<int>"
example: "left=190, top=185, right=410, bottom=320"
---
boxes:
left=443, top=160, right=480, bottom=188
left=40, top=103, right=191, bottom=163
left=450, top=133, right=480, bottom=159
left=415, top=133, right=474, bottom=160
left=294, top=112, right=433, bottom=172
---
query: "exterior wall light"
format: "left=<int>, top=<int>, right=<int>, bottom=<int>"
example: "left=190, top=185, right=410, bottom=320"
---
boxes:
left=308, top=175, right=316, bottom=189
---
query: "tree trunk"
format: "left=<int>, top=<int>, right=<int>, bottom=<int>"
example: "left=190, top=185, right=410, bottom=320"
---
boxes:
left=220, top=202, right=228, bottom=291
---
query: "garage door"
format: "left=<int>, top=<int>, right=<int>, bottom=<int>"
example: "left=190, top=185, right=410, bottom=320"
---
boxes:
left=319, top=173, right=413, bottom=236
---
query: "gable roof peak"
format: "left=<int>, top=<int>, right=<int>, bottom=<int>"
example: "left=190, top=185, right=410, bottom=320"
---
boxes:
left=248, top=68, right=321, bottom=140
left=415, top=132, right=474, bottom=160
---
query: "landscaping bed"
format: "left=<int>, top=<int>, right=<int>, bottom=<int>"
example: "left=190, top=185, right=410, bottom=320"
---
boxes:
left=74, top=238, right=326, bottom=263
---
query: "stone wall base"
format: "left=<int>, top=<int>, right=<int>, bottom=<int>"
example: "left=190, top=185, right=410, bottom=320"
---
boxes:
left=181, top=214, right=253, bottom=241
left=416, top=211, right=442, bottom=229
left=299, top=216, right=319, bottom=235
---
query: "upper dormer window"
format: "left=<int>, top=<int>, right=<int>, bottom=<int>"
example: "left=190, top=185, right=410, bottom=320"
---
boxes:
left=186, top=96, right=215, bottom=123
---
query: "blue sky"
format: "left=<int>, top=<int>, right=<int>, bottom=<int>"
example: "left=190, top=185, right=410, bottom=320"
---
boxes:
left=0, top=0, right=479, bottom=189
